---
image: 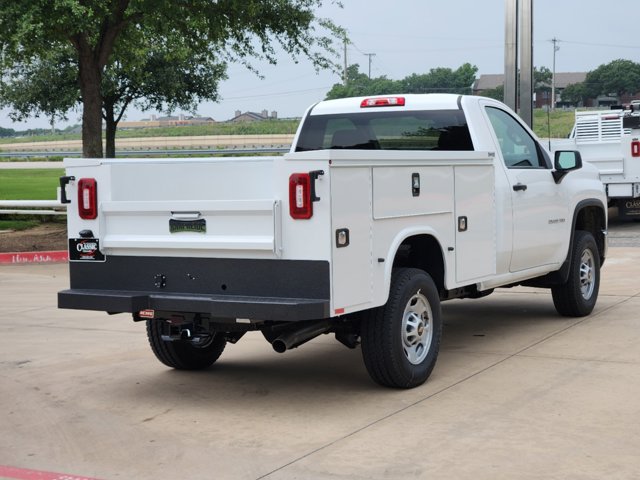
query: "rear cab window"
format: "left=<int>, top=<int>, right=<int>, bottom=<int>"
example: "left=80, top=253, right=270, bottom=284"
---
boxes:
left=295, top=110, right=474, bottom=152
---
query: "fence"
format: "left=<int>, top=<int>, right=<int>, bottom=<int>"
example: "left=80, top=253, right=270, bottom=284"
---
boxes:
left=0, top=189, right=66, bottom=216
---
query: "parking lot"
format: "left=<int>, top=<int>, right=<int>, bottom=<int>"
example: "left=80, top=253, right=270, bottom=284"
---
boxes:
left=1, top=216, right=640, bottom=480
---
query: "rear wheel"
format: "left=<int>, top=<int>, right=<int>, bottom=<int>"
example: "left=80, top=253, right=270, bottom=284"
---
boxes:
left=361, top=268, right=442, bottom=388
left=552, top=230, right=600, bottom=317
left=146, top=320, right=226, bottom=370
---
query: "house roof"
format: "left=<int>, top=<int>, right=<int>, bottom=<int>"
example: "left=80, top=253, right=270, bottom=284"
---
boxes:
left=474, top=72, right=587, bottom=91
left=230, top=112, right=268, bottom=121
left=473, top=74, right=504, bottom=91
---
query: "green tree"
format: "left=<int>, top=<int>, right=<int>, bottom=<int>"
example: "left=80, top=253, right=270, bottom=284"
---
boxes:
left=325, top=63, right=478, bottom=100
left=0, top=49, right=79, bottom=129
left=0, top=126, right=16, bottom=138
left=400, top=63, right=477, bottom=94
left=1, top=31, right=227, bottom=158
left=585, top=59, right=640, bottom=99
left=560, top=82, right=588, bottom=106
left=325, top=64, right=399, bottom=99
left=534, top=66, right=552, bottom=92
left=100, top=28, right=227, bottom=157
left=0, top=1, right=341, bottom=158
left=481, top=85, right=504, bottom=101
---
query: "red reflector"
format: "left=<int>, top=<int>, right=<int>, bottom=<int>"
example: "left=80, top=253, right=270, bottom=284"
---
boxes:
left=602, top=115, right=620, bottom=120
left=360, top=96, right=406, bottom=108
left=632, top=140, right=640, bottom=157
left=335, top=308, right=345, bottom=315
left=77, top=178, right=98, bottom=219
left=289, top=173, right=312, bottom=219
left=138, top=309, right=155, bottom=319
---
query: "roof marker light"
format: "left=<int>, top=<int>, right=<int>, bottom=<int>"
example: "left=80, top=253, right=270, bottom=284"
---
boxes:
left=360, top=96, right=406, bottom=108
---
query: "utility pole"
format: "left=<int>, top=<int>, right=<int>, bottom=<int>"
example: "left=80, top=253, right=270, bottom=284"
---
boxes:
left=551, top=37, right=560, bottom=110
left=364, top=53, right=376, bottom=79
left=343, top=36, right=348, bottom=85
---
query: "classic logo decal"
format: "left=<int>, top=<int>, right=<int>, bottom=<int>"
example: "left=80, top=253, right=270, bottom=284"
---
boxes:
left=76, top=240, right=98, bottom=255
left=68, top=238, right=106, bottom=262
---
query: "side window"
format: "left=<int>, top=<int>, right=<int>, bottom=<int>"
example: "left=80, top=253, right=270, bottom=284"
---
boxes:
left=485, top=107, right=547, bottom=169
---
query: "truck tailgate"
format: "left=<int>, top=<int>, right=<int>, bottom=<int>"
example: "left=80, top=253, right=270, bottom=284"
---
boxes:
left=66, top=157, right=281, bottom=258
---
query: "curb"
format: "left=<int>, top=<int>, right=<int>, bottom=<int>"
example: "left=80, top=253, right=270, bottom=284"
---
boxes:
left=0, top=251, right=68, bottom=265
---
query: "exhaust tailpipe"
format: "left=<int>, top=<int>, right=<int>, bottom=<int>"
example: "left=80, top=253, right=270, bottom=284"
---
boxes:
left=271, top=319, right=332, bottom=353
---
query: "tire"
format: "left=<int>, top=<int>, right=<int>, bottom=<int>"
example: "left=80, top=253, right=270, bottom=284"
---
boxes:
left=552, top=230, right=600, bottom=317
left=361, top=268, right=442, bottom=388
left=146, top=320, right=226, bottom=370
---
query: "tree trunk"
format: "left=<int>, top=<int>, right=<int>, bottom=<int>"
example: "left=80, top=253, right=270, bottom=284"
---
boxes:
left=78, top=54, right=104, bottom=158
left=104, top=106, right=117, bottom=158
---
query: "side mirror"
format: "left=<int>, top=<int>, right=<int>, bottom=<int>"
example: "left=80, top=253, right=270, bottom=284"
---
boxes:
left=553, top=150, right=582, bottom=183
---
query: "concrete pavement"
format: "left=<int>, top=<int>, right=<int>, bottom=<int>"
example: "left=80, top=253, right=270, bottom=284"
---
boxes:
left=1, top=249, right=639, bottom=479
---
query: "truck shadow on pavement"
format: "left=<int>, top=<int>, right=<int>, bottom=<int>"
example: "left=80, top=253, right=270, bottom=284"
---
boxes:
left=113, top=292, right=581, bottom=409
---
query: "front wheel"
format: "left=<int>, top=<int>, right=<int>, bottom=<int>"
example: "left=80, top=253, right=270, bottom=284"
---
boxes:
left=361, top=268, right=442, bottom=388
left=146, top=320, right=226, bottom=370
left=552, top=230, right=600, bottom=317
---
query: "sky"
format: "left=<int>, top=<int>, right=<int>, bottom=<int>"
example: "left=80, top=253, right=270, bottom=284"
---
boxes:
left=2, top=0, right=639, bottom=130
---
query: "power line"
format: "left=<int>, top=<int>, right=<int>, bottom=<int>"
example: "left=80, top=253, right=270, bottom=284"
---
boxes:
left=551, top=39, right=640, bottom=49
left=222, top=86, right=333, bottom=101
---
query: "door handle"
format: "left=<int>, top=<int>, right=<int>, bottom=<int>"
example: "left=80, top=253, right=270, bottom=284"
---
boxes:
left=513, top=183, right=527, bottom=192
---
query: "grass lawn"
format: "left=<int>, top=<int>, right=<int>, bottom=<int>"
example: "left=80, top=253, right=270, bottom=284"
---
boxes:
left=0, top=169, right=65, bottom=232
left=0, top=168, right=64, bottom=200
left=0, top=218, right=41, bottom=231
left=532, top=109, right=575, bottom=138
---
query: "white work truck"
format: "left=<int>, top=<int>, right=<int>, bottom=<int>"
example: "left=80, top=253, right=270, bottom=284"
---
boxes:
left=58, top=94, right=607, bottom=388
left=551, top=107, right=640, bottom=217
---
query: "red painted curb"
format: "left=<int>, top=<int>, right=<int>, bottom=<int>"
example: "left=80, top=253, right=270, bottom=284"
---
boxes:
left=0, top=251, right=68, bottom=265
left=0, top=464, right=101, bottom=480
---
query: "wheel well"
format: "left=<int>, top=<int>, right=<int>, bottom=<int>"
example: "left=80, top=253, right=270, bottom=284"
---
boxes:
left=392, top=235, right=445, bottom=293
left=575, top=205, right=606, bottom=264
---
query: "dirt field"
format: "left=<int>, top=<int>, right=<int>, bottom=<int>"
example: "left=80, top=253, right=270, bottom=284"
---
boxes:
left=0, top=223, right=67, bottom=253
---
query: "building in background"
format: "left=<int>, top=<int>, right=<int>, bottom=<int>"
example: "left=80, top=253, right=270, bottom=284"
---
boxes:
left=473, top=72, right=588, bottom=107
left=229, top=110, right=278, bottom=122
left=118, top=114, right=215, bottom=129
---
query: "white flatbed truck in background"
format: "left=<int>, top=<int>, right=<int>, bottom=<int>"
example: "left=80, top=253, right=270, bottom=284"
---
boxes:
left=58, top=94, right=607, bottom=388
left=551, top=107, right=640, bottom=217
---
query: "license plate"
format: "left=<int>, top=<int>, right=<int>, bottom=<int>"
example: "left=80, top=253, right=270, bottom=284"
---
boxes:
left=169, top=218, right=207, bottom=234
left=69, top=238, right=106, bottom=262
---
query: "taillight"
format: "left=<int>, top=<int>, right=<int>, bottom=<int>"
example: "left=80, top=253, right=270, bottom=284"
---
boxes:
left=77, top=178, right=98, bottom=219
left=632, top=140, right=640, bottom=157
left=360, top=96, right=406, bottom=108
left=289, top=173, right=312, bottom=219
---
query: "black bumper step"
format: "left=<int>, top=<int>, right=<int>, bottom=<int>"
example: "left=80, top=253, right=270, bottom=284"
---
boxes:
left=58, top=289, right=330, bottom=322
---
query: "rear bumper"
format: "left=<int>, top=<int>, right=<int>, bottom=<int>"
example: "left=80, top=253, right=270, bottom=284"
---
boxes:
left=58, top=255, right=330, bottom=321
left=58, top=289, right=329, bottom=321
